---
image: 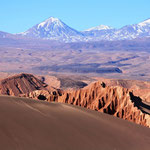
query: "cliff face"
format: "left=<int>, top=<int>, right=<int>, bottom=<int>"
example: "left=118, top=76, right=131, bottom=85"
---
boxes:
left=45, top=81, right=150, bottom=127
left=0, top=73, right=47, bottom=96
left=94, top=77, right=150, bottom=102
left=25, top=80, right=150, bottom=127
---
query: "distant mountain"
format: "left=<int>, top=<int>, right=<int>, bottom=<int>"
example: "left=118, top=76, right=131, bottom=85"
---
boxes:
left=19, top=17, right=83, bottom=42
left=0, top=31, right=14, bottom=38
left=82, top=25, right=114, bottom=40
left=112, top=19, right=150, bottom=40
left=85, top=25, right=113, bottom=31
left=83, top=19, right=150, bottom=41
left=2, top=17, right=150, bottom=42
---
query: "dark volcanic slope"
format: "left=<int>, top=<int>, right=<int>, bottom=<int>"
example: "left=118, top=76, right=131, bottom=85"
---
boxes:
left=0, top=96, right=150, bottom=150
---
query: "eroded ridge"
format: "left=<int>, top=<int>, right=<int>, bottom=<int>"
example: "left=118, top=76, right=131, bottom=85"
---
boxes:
left=46, top=81, right=150, bottom=127
left=0, top=73, right=47, bottom=96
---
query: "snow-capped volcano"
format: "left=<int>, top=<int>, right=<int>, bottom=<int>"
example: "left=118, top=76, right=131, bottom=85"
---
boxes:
left=19, top=17, right=150, bottom=42
left=20, top=17, right=83, bottom=41
left=85, top=25, right=112, bottom=31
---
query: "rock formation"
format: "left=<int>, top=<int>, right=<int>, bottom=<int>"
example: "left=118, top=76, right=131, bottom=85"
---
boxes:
left=23, top=80, right=150, bottom=127
left=94, top=77, right=150, bottom=102
left=23, top=89, right=62, bottom=101
left=0, top=73, right=149, bottom=127
left=0, top=73, right=47, bottom=96
left=46, top=81, right=150, bottom=127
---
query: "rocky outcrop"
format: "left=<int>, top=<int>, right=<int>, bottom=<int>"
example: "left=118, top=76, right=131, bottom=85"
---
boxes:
left=94, top=77, right=150, bottom=102
left=23, top=80, right=150, bottom=127
left=45, top=81, right=150, bottom=127
left=0, top=73, right=47, bottom=96
left=22, top=89, right=62, bottom=101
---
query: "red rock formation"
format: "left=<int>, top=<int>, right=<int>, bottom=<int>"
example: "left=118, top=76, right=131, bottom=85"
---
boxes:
left=23, top=89, right=62, bottom=101
left=46, top=81, right=150, bottom=127
left=94, top=77, right=150, bottom=102
left=0, top=73, right=47, bottom=96
left=0, top=73, right=149, bottom=127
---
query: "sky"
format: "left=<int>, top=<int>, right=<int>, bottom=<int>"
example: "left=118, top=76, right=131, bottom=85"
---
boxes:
left=0, top=0, right=150, bottom=33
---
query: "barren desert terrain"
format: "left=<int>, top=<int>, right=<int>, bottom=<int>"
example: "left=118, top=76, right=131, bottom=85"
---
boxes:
left=1, top=38, right=150, bottom=81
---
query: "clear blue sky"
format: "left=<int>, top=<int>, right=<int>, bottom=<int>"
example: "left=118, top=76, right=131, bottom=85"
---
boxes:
left=0, top=0, right=150, bottom=33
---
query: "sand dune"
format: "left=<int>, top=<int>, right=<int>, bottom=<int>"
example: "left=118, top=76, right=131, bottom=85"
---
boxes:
left=0, top=95, right=150, bottom=150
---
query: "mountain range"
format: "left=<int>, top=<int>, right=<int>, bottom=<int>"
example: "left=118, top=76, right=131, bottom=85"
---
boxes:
left=1, top=17, right=150, bottom=42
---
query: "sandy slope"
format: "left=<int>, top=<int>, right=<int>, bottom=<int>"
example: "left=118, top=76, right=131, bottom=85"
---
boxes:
left=0, top=96, right=150, bottom=150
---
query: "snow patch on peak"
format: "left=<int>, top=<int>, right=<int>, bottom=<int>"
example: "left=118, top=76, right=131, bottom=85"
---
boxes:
left=46, top=17, right=59, bottom=22
left=85, top=25, right=112, bottom=31
left=37, top=17, right=62, bottom=29
left=138, top=19, right=150, bottom=27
